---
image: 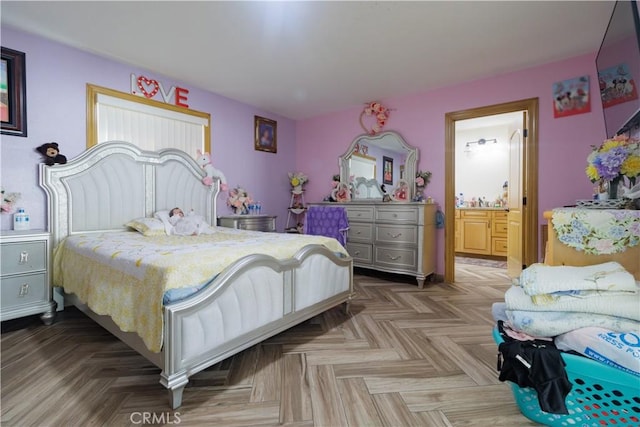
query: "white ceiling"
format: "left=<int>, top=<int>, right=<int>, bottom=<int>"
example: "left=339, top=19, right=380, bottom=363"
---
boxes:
left=1, top=1, right=615, bottom=120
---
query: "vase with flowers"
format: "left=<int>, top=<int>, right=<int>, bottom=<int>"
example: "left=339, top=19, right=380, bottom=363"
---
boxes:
left=288, top=171, right=308, bottom=194
left=586, top=135, right=640, bottom=201
left=414, top=170, right=432, bottom=202
left=227, top=186, right=253, bottom=215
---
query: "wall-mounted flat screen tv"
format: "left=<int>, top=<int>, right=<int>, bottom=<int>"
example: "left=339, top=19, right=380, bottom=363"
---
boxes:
left=596, top=0, right=640, bottom=137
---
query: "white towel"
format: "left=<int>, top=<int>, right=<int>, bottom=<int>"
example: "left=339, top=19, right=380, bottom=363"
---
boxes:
left=505, top=285, right=640, bottom=321
left=519, top=262, right=637, bottom=296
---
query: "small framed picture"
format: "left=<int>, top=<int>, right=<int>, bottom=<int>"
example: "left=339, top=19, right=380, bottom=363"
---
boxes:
left=383, top=156, right=393, bottom=185
left=254, top=116, right=277, bottom=153
left=1, top=47, right=27, bottom=137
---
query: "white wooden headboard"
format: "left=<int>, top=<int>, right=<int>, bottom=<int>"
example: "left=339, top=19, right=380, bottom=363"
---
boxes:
left=39, top=141, right=219, bottom=246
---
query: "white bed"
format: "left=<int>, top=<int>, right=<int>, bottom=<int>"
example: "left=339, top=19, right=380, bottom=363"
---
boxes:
left=39, top=141, right=354, bottom=409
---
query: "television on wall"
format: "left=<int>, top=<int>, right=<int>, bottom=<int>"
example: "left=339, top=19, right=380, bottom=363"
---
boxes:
left=596, top=0, right=640, bottom=137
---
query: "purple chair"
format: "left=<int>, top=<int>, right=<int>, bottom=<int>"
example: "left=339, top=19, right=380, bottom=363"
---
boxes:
left=304, top=206, right=349, bottom=246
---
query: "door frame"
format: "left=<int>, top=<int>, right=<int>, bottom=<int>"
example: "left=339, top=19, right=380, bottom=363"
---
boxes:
left=444, top=98, right=539, bottom=283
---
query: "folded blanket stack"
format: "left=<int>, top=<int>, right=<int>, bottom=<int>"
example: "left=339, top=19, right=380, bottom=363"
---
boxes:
left=503, top=262, right=640, bottom=337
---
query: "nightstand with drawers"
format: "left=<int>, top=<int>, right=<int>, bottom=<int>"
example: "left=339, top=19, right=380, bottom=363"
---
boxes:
left=217, top=215, right=277, bottom=232
left=1, top=230, right=56, bottom=324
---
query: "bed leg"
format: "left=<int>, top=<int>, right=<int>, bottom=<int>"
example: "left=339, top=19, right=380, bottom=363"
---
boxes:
left=161, top=373, right=188, bottom=409
left=168, top=386, right=185, bottom=409
left=343, top=300, right=351, bottom=315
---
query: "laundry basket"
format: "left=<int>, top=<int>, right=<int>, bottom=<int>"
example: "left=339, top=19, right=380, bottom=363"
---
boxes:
left=493, top=328, right=640, bottom=426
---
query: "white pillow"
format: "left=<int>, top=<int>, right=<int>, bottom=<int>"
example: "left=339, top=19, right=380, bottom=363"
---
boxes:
left=125, top=217, right=166, bottom=236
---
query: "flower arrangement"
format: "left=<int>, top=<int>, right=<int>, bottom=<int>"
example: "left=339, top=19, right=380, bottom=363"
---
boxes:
left=1, top=188, right=20, bottom=214
left=586, top=135, right=640, bottom=197
left=415, top=170, right=432, bottom=188
left=288, top=171, right=308, bottom=191
left=359, top=101, right=391, bottom=135
left=227, top=186, right=253, bottom=215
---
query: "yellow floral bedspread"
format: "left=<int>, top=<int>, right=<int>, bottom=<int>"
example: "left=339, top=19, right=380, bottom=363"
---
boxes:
left=53, top=229, right=348, bottom=352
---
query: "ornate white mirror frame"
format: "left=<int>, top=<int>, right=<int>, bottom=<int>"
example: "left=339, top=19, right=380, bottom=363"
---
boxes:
left=338, top=131, right=418, bottom=201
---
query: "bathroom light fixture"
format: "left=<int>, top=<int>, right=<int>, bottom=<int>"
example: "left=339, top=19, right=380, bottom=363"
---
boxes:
left=464, top=138, right=497, bottom=152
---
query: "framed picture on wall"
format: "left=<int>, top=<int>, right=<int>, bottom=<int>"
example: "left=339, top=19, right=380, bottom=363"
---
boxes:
left=254, top=116, right=277, bottom=153
left=1, top=47, right=27, bottom=137
left=383, top=156, right=393, bottom=185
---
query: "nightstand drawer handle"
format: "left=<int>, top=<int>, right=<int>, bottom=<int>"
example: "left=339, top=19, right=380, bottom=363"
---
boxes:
left=353, top=251, right=361, bottom=255
left=19, top=251, right=29, bottom=264
left=19, top=283, right=30, bottom=297
left=387, top=232, right=402, bottom=239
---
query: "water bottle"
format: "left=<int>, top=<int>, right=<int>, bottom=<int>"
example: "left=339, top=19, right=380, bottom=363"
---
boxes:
left=458, top=193, right=464, bottom=207
left=13, top=207, right=30, bottom=231
left=257, top=201, right=262, bottom=215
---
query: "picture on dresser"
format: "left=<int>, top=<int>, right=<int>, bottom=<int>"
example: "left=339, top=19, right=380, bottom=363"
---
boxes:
left=254, top=115, right=277, bottom=153
left=383, top=156, right=393, bottom=185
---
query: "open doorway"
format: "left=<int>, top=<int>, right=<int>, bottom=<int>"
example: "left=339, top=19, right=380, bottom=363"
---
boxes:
left=444, top=98, right=539, bottom=284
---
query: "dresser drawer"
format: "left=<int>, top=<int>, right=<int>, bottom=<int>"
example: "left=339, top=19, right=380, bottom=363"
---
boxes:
left=492, top=220, right=508, bottom=236
left=492, top=237, right=508, bottom=256
left=461, top=210, right=490, bottom=218
left=345, top=206, right=375, bottom=221
left=374, top=246, right=418, bottom=270
left=492, top=211, right=508, bottom=220
left=346, top=242, right=373, bottom=264
left=376, top=206, right=419, bottom=223
left=1, top=272, right=48, bottom=309
left=347, top=223, right=374, bottom=243
left=1, top=241, right=47, bottom=275
left=375, top=224, right=418, bottom=245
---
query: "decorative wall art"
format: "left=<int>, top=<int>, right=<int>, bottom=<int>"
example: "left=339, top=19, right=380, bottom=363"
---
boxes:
left=359, top=101, right=391, bottom=135
left=383, top=156, right=393, bottom=185
left=130, top=73, right=190, bottom=108
left=1, top=47, right=27, bottom=137
left=552, top=75, right=591, bottom=118
left=254, top=116, right=277, bottom=153
left=598, top=63, right=638, bottom=109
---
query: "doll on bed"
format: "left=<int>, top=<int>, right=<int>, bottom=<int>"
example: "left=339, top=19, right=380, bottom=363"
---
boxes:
left=168, top=207, right=215, bottom=236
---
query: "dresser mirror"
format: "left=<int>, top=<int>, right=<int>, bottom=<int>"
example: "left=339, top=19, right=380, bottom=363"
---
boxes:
left=339, top=131, right=418, bottom=200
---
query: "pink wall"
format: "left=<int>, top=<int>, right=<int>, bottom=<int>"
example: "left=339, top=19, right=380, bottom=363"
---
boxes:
left=0, top=27, right=297, bottom=231
left=296, top=53, right=607, bottom=273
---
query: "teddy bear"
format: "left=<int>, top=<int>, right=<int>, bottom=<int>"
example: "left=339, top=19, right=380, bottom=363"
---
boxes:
left=36, top=142, right=67, bottom=166
left=195, top=149, right=228, bottom=191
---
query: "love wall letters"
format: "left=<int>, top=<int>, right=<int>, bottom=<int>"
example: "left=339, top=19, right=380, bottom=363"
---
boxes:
left=130, top=74, right=189, bottom=108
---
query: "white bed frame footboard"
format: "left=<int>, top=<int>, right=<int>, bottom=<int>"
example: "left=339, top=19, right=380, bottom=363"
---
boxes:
left=40, top=141, right=354, bottom=409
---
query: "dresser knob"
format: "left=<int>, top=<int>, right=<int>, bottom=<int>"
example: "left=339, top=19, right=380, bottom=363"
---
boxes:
left=387, top=232, right=402, bottom=239
left=354, top=251, right=360, bottom=255
left=387, top=254, right=401, bottom=261
left=19, top=251, right=29, bottom=264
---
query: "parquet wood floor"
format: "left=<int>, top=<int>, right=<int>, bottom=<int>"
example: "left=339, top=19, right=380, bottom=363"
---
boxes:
left=1, top=265, right=539, bottom=426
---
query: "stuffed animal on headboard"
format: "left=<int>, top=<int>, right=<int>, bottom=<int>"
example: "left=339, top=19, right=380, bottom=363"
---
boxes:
left=195, top=149, right=228, bottom=191
left=36, top=142, right=67, bottom=166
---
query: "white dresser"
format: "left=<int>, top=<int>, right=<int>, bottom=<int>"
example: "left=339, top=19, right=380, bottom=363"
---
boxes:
left=329, top=202, right=437, bottom=288
left=1, top=230, right=57, bottom=324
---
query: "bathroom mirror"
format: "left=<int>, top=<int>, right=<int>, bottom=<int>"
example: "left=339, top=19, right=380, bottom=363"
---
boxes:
left=339, top=131, right=418, bottom=200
